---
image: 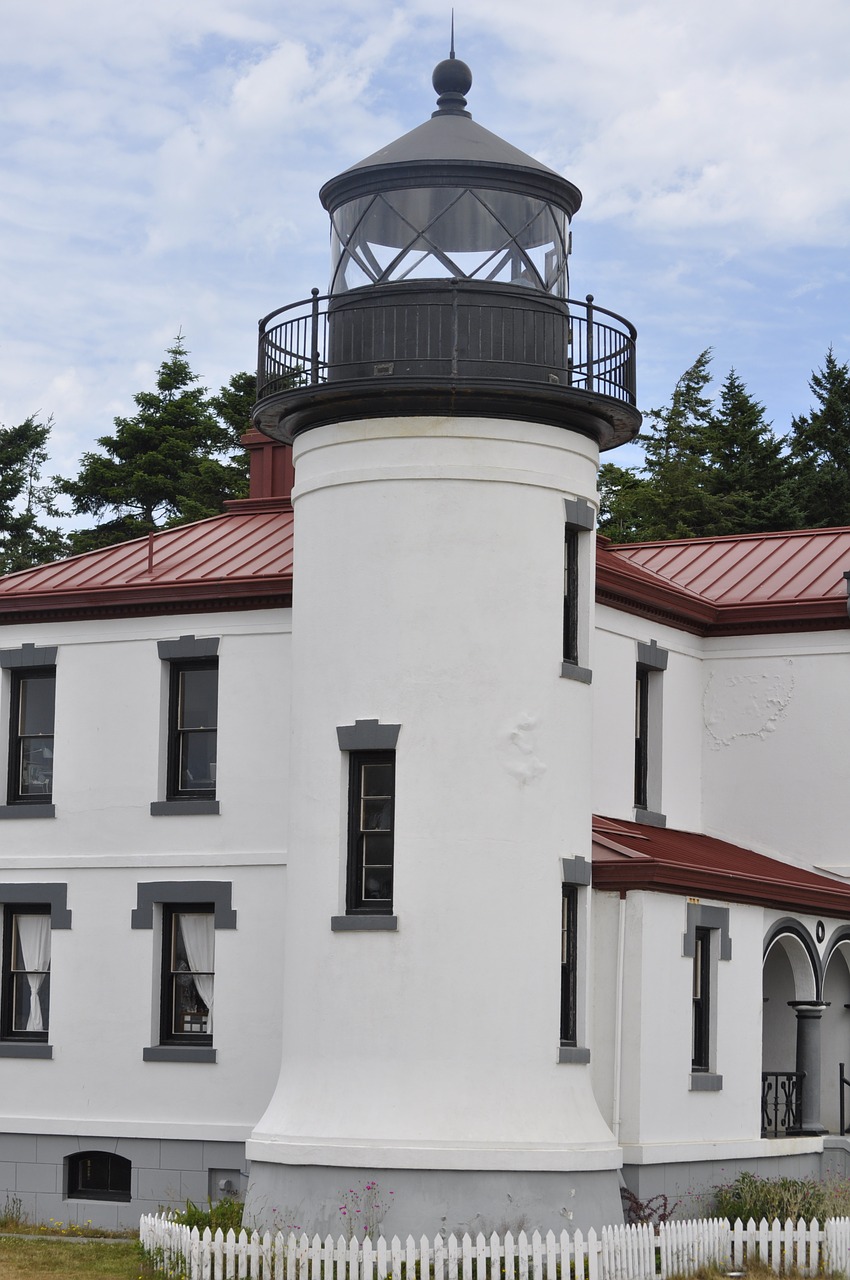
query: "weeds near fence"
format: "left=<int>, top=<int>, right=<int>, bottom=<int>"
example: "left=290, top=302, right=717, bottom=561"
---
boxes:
left=168, top=1197, right=245, bottom=1233
left=713, top=1172, right=850, bottom=1225
left=621, top=1190, right=680, bottom=1227
left=0, top=1192, right=28, bottom=1231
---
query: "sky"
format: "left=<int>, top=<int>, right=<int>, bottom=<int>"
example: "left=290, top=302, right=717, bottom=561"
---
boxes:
left=2, top=0, right=849, bottom=504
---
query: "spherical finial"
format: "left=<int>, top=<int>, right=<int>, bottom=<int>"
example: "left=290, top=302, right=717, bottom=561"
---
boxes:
left=432, top=56, right=472, bottom=99
left=432, top=54, right=473, bottom=116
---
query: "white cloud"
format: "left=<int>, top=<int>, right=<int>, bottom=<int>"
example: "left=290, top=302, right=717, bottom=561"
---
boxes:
left=1, top=0, right=849, bottom=488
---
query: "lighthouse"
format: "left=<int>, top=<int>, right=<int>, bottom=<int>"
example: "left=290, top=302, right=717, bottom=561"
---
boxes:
left=245, top=47, right=640, bottom=1233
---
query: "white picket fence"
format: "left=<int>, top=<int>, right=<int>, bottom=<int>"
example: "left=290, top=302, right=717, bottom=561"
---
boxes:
left=139, top=1213, right=850, bottom=1280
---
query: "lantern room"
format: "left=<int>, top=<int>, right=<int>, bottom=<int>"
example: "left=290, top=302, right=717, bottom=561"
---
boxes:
left=252, top=51, right=640, bottom=449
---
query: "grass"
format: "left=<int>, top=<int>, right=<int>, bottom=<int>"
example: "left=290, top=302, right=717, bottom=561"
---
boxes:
left=0, top=1235, right=146, bottom=1278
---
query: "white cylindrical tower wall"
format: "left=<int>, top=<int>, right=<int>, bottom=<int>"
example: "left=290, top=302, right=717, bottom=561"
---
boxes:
left=246, top=415, right=621, bottom=1233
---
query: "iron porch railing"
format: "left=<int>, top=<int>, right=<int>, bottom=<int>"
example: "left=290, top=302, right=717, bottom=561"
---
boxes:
left=761, top=1069, right=804, bottom=1137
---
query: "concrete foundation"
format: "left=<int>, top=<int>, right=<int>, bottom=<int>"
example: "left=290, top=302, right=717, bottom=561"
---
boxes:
left=243, top=1162, right=624, bottom=1237
left=622, top=1142, right=850, bottom=1220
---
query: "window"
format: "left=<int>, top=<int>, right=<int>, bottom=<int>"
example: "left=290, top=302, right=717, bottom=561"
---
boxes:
left=683, top=903, right=730, bottom=1090
left=8, top=669, right=55, bottom=804
left=333, top=720, right=401, bottom=930
left=347, top=752, right=395, bottom=914
left=558, top=856, right=590, bottom=1064
left=691, top=926, right=710, bottom=1072
left=168, top=661, right=218, bottom=799
left=133, top=880, right=234, bottom=1062
left=634, top=667, right=649, bottom=808
left=560, top=885, right=577, bottom=1045
left=634, top=639, right=667, bottom=826
left=66, top=1151, right=131, bottom=1202
left=1, top=906, right=50, bottom=1041
left=160, top=906, right=214, bottom=1045
left=560, top=498, right=593, bottom=684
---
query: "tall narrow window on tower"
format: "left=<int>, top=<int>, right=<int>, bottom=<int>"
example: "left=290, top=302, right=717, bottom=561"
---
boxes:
left=633, top=640, right=667, bottom=827
left=560, top=884, right=578, bottom=1045
left=347, top=752, right=395, bottom=914
left=560, top=498, right=594, bottom=684
left=334, top=721, right=401, bottom=929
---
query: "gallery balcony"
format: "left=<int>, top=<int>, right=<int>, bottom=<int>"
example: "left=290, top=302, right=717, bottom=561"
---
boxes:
left=251, top=282, right=641, bottom=450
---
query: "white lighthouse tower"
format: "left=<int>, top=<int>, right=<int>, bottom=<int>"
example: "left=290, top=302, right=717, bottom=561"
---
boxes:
left=245, top=48, right=640, bottom=1233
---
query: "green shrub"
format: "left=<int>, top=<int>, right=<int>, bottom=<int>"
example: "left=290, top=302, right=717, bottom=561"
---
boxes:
left=713, top=1171, right=850, bottom=1223
left=171, top=1197, right=245, bottom=1233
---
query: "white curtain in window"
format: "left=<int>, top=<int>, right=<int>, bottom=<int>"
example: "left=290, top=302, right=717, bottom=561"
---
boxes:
left=179, top=914, right=214, bottom=1032
left=16, top=914, right=51, bottom=1032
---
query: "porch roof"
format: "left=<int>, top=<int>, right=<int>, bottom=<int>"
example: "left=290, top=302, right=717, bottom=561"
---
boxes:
left=592, top=815, right=850, bottom=916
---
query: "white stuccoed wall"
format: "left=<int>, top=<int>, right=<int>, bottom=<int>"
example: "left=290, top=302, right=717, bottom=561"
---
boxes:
left=592, top=607, right=704, bottom=830
left=0, top=608, right=290, bottom=1141
left=248, top=416, right=619, bottom=1191
left=701, top=631, right=850, bottom=871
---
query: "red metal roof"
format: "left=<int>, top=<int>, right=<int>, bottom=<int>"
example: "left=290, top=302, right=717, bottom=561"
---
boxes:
left=592, top=815, right=850, bottom=916
left=0, top=503, right=294, bottom=623
left=598, top=529, right=850, bottom=635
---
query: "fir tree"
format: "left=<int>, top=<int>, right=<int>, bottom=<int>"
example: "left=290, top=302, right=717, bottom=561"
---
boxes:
left=0, top=415, right=67, bottom=573
left=704, top=369, right=798, bottom=534
left=59, top=336, right=250, bottom=552
left=635, top=350, right=719, bottom=540
left=787, top=348, right=850, bottom=527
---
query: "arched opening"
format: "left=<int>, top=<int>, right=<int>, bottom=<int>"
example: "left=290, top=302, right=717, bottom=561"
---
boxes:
left=762, top=925, right=819, bottom=1135
left=821, top=933, right=850, bottom=1134
left=65, top=1151, right=131, bottom=1202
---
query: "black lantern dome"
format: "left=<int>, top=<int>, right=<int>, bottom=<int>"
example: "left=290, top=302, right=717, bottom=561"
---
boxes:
left=253, top=52, right=640, bottom=449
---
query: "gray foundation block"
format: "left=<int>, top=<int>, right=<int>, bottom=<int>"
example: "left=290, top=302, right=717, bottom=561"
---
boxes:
left=0, top=1132, right=247, bottom=1230
left=244, top=1163, right=625, bottom=1237
left=621, top=1149, right=844, bottom=1219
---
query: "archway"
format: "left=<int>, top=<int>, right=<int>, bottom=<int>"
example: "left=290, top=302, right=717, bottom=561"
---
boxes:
left=762, top=923, right=820, bottom=1135
left=821, top=931, right=850, bottom=1134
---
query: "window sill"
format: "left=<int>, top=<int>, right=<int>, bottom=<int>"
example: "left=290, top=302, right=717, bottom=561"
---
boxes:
left=633, top=806, right=667, bottom=829
left=143, top=1045, right=217, bottom=1063
left=150, top=800, right=220, bottom=816
left=558, top=1044, right=591, bottom=1064
left=0, top=804, right=55, bottom=819
left=560, top=662, right=593, bottom=685
left=0, top=1042, right=52, bottom=1058
left=690, top=1071, right=723, bottom=1091
left=331, top=915, right=398, bottom=932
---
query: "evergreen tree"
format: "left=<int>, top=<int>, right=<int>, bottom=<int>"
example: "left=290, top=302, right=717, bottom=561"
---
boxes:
left=787, top=348, right=850, bottom=527
left=704, top=369, right=799, bottom=534
left=59, top=337, right=251, bottom=552
left=597, top=463, right=650, bottom=542
left=0, top=415, right=67, bottom=573
left=635, top=349, right=719, bottom=540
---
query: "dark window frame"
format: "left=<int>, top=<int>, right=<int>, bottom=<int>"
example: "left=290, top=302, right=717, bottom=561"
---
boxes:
left=560, top=884, right=578, bottom=1045
left=346, top=750, right=396, bottom=915
left=166, top=660, right=218, bottom=801
left=159, top=903, right=215, bottom=1047
left=692, top=925, right=711, bottom=1072
left=563, top=528, right=579, bottom=666
left=1, top=904, right=51, bottom=1042
left=66, top=1151, right=131, bottom=1203
left=634, top=667, right=649, bottom=808
left=7, top=667, right=55, bottom=805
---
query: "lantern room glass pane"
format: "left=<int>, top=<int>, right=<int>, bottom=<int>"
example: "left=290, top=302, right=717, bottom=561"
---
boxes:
left=330, top=187, right=569, bottom=296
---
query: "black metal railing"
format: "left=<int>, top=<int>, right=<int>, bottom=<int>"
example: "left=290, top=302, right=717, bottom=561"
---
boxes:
left=761, top=1070, right=804, bottom=1136
left=839, top=1061, right=850, bottom=1135
left=257, top=286, right=637, bottom=407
